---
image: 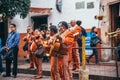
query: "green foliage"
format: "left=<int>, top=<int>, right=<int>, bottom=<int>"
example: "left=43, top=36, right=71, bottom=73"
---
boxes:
left=0, top=0, right=31, bottom=20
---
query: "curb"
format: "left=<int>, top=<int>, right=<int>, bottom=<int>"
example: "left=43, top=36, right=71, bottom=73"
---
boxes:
left=17, top=68, right=120, bottom=80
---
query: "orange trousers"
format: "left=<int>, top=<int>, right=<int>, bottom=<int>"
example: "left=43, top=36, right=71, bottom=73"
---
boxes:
left=72, top=42, right=80, bottom=69
left=34, top=57, right=42, bottom=76
left=58, top=55, right=72, bottom=80
left=50, top=57, right=60, bottom=80
left=29, top=52, right=35, bottom=68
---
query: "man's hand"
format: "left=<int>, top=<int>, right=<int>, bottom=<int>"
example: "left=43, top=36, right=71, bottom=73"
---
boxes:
left=56, top=35, right=62, bottom=42
left=5, top=47, right=9, bottom=52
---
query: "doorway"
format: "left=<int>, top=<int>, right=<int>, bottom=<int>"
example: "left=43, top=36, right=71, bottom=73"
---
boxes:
left=110, top=3, right=120, bottom=59
left=31, top=15, right=48, bottom=30
left=0, top=22, right=8, bottom=46
left=110, top=3, right=120, bottom=31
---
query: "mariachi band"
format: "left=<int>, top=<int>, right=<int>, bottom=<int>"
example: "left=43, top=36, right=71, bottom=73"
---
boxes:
left=0, top=21, right=120, bottom=79
left=23, top=20, right=83, bottom=80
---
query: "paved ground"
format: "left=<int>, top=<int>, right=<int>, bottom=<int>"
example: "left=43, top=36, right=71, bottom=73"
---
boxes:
left=1, top=58, right=120, bottom=80
left=1, top=74, right=51, bottom=80
left=18, top=59, right=120, bottom=77
left=1, top=74, right=79, bottom=80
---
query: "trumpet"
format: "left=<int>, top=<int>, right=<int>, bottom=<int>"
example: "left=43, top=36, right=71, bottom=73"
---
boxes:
left=105, top=30, right=120, bottom=38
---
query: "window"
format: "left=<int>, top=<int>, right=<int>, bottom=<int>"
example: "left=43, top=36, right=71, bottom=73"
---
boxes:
left=87, top=2, right=94, bottom=9
left=76, top=1, right=85, bottom=9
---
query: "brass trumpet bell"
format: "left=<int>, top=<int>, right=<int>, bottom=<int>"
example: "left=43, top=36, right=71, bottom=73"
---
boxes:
left=105, top=30, right=120, bottom=38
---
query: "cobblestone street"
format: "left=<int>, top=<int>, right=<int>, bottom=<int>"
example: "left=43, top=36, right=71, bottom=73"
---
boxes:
left=1, top=74, right=78, bottom=80
left=1, top=74, right=51, bottom=80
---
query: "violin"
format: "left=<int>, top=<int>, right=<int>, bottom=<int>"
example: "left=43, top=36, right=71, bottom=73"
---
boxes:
left=30, top=41, right=37, bottom=52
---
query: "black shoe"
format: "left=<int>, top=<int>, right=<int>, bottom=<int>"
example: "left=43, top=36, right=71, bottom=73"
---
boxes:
left=3, top=74, right=11, bottom=77
left=80, top=63, right=82, bottom=66
left=13, top=75, right=17, bottom=78
left=26, top=59, right=30, bottom=63
left=96, top=61, right=99, bottom=64
left=86, top=59, right=89, bottom=64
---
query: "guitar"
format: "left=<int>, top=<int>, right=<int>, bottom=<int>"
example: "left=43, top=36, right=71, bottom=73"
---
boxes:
left=47, top=31, right=63, bottom=57
left=47, top=28, right=80, bottom=57
left=30, top=35, right=40, bottom=52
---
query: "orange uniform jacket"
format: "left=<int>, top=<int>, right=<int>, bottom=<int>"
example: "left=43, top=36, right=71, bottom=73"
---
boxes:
left=66, top=26, right=82, bottom=61
left=59, top=29, right=74, bottom=55
left=23, top=33, right=35, bottom=51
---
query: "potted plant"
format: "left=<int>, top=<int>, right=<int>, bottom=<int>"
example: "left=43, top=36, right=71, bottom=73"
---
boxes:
left=95, top=15, right=104, bottom=20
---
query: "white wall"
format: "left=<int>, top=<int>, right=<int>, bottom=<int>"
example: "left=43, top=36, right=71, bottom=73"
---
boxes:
left=11, top=14, right=30, bottom=33
left=30, top=0, right=100, bottom=28
left=12, top=0, right=100, bottom=33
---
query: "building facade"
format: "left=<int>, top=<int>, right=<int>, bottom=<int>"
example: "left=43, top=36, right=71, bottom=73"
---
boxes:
left=9, top=0, right=101, bottom=58
left=12, top=0, right=100, bottom=33
left=99, top=0, right=120, bottom=61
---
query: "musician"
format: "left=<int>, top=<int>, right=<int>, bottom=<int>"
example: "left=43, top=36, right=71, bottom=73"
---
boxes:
left=69, top=20, right=76, bottom=71
left=3, top=24, right=20, bottom=78
left=23, top=26, right=35, bottom=69
left=33, top=29, right=44, bottom=79
left=47, top=25, right=60, bottom=80
left=69, top=20, right=82, bottom=71
left=45, top=30, right=50, bottom=40
left=42, top=30, right=50, bottom=62
left=57, top=21, right=74, bottom=80
left=69, top=20, right=79, bottom=70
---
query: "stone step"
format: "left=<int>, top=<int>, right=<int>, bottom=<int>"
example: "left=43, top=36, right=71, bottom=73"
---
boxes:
left=2, top=58, right=120, bottom=80
left=17, top=68, right=120, bottom=80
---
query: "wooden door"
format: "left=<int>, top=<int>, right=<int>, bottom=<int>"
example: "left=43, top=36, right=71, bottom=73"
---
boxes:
left=110, top=3, right=119, bottom=59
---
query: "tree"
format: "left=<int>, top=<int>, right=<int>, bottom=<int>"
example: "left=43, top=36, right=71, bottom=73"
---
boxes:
left=0, top=0, right=31, bottom=21
left=0, top=0, right=31, bottom=45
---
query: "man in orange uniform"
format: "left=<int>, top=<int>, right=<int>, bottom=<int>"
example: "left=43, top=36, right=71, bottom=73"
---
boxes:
left=57, top=21, right=75, bottom=80
left=68, top=20, right=76, bottom=67
left=23, top=26, right=35, bottom=69
left=70, top=20, right=81, bottom=71
left=48, top=25, right=60, bottom=80
left=33, top=29, right=44, bottom=79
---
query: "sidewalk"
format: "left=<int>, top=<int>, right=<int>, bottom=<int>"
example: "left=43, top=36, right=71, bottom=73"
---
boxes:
left=3, top=58, right=120, bottom=80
